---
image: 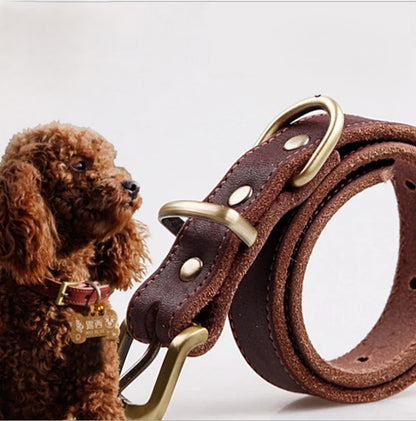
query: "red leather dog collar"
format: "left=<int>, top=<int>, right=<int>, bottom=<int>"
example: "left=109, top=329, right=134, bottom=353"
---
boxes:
left=127, top=96, right=416, bottom=404
left=31, top=279, right=110, bottom=307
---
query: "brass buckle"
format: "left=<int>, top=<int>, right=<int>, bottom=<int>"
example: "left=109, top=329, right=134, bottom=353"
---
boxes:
left=257, top=95, right=344, bottom=187
left=55, top=281, right=80, bottom=306
left=158, top=200, right=258, bottom=247
left=118, top=321, right=208, bottom=420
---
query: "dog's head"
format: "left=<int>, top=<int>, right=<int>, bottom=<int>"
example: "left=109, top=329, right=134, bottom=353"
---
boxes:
left=0, top=123, right=148, bottom=288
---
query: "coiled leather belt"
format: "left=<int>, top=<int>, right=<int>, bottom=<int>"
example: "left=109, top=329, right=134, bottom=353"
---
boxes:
left=120, top=96, right=416, bottom=419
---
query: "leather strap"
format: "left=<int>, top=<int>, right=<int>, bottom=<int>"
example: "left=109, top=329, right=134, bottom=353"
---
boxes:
left=30, top=279, right=110, bottom=307
left=127, top=113, right=416, bottom=402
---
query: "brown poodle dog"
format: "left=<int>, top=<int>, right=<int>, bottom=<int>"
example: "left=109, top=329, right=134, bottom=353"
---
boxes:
left=0, top=123, right=148, bottom=420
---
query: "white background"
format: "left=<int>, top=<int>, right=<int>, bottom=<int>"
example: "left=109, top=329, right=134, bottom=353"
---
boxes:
left=1, top=1, right=415, bottom=419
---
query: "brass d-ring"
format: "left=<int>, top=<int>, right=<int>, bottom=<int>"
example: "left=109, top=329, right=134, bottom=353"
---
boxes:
left=158, top=200, right=257, bottom=247
left=257, top=95, right=344, bottom=187
left=85, top=281, right=102, bottom=306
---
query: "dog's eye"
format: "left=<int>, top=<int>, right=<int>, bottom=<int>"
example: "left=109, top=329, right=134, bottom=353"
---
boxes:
left=71, top=161, right=87, bottom=172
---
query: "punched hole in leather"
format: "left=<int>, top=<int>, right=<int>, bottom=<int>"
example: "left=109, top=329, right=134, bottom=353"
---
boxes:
left=127, top=112, right=416, bottom=404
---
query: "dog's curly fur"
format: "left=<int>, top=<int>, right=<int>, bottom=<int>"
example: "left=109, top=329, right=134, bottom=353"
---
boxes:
left=0, top=123, right=148, bottom=420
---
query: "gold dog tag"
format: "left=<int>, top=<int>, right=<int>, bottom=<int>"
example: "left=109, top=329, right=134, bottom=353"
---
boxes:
left=69, top=305, right=119, bottom=344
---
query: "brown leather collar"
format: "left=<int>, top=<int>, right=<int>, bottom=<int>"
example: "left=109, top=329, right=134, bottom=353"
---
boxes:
left=31, top=278, right=110, bottom=307
left=127, top=99, right=416, bottom=404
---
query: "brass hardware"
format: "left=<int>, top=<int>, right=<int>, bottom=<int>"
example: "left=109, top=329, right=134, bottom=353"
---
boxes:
left=118, top=323, right=208, bottom=420
left=55, top=281, right=81, bottom=306
left=179, top=257, right=203, bottom=282
left=283, top=134, right=310, bottom=151
left=85, top=280, right=102, bottom=311
left=228, top=185, right=253, bottom=207
left=119, top=338, right=161, bottom=393
left=257, top=95, right=344, bottom=187
left=118, top=319, right=132, bottom=371
left=158, top=200, right=257, bottom=247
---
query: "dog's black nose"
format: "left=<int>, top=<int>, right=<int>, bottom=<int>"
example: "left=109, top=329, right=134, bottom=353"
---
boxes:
left=122, top=180, right=140, bottom=199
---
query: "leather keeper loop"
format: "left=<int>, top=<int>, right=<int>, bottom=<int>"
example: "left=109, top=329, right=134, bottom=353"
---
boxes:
left=127, top=113, right=416, bottom=403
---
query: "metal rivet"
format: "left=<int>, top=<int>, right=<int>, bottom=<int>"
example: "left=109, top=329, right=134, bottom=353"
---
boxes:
left=180, top=257, right=203, bottom=282
left=283, top=134, right=310, bottom=151
left=228, top=185, right=253, bottom=207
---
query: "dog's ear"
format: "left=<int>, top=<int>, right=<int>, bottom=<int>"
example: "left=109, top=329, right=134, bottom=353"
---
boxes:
left=93, top=219, right=149, bottom=290
left=0, top=160, right=58, bottom=285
